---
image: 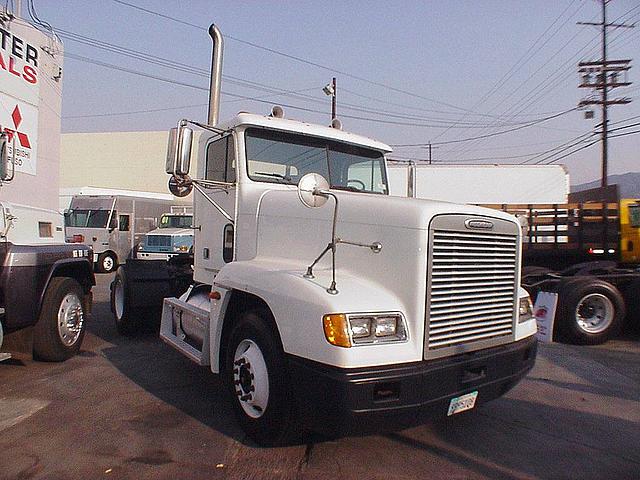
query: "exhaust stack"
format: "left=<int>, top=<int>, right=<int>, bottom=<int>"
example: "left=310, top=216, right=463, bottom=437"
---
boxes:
left=208, top=24, right=224, bottom=126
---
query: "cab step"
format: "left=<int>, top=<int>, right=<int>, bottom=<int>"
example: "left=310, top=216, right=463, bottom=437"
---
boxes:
left=160, top=297, right=210, bottom=366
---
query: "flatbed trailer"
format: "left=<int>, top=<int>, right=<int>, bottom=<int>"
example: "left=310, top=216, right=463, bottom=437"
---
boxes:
left=481, top=198, right=640, bottom=345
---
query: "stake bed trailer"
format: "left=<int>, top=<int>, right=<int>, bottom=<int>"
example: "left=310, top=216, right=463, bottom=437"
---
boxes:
left=486, top=197, right=640, bottom=345
left=111, top=23, right=538, bottom=445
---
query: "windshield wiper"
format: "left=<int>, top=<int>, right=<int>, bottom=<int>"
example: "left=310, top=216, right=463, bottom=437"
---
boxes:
left=331, top=185, right=364, bottom=193
left=254, top=172, right=294, bottom=183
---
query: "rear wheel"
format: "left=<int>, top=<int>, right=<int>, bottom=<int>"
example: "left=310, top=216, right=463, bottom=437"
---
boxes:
left=224, top=309, right=299, bottom=446
left=111, top=267, right=142, bottom=335
left=555, top=277, right=624, bottom=345
left=33, top=278, right=87, bottom=361
left=97, top=252, right=117, bottom=274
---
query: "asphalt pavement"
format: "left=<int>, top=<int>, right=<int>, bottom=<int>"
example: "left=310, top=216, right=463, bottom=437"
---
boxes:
left=1, top=273, right=639, bottom=480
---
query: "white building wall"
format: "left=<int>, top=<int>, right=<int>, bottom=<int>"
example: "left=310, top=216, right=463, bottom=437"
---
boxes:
left=60, top=130, right=200, bottom=195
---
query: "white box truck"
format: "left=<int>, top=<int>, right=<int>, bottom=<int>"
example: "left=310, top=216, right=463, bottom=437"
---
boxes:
left=111, top=24, right=538, bottom=445
left=64, top=190, right=186, bottom=272
left=0, top=11, right=93, bottom=362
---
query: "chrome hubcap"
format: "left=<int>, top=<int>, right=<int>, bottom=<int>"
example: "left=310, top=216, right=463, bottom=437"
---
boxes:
left=575, top=293, right=614, bottom=334
left=58, top=293, right=84, bottom=346
left=233, top=339, right=269, bottom=418
left=103, top=256, right=114, bottom=271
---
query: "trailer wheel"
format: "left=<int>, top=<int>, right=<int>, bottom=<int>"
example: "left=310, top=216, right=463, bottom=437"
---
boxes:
left=33, top=278, right=87, bottom=362
left=110, top=266, right=142, bottom=335
left=555, top=277, right=625, bottom=345
left=224, top=309, right=299, bottom=446
left=97, top=252, right=117, bottom=274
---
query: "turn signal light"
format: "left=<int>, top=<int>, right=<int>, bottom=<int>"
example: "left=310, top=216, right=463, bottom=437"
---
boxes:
left=323, top=314, right=351, bottom=348
left=71, top=234, right=84, bottom=243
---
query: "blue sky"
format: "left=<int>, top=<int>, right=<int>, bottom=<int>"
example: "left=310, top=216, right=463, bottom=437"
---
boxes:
left=31, top=0, right=640, bottom=184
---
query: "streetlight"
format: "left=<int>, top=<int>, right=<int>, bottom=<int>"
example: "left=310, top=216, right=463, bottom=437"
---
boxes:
left=323, top=77, right=336, bottom=121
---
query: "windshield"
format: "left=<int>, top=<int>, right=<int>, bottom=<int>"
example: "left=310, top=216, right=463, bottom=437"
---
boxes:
left=245, top=128, right=388, bottom=194
left=65, top=209, right=110, bottom=228
left=159, top=215, right=193, bottom=229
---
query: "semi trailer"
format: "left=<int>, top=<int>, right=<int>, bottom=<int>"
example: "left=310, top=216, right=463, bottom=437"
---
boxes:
left=488, top=192, right=640, bottom=345
left=0, top=13, right=93, bottom=362
left=111, top=24, right=538, bottom=445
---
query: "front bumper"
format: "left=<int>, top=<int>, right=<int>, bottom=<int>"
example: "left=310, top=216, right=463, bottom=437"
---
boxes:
left=137, top=251, right=175, bottom=261
left=287, top=335, right=537, bottom=436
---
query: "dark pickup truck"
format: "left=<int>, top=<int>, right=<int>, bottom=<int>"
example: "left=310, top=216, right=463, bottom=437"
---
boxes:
left=0, top=242, right=94, bottom=361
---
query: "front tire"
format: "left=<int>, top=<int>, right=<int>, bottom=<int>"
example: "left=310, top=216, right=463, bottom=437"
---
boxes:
left=555, top=277, right=625, bottom=345
left=33, top=278, right=87, bottom=362
left=97, top=252, right=117, bottom=274
left=224, top=309, right=299, bottom=446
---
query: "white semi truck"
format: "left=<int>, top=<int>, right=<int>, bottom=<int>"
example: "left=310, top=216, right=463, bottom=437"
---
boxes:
left=112, top=24, right=538, bottom=445
left=0, top=11, right=93, bottom=362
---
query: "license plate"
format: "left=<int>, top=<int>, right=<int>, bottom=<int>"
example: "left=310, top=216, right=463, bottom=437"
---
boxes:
left=447, top=391, right=478, bottom=416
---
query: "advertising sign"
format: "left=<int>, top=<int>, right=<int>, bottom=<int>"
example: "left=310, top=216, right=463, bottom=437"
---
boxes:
left=534, top=291, right=558, bottom=343
left=0, top=94, right=38, bottom=175
left=0, top=25, right=40, bottom=176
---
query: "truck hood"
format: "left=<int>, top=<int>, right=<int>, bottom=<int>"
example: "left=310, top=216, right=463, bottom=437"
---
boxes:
left=146, top=228, right=193, bottom=236
left=255, top=189, right=518, bottom=234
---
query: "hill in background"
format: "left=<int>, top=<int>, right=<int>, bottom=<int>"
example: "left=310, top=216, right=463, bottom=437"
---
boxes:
left=572, top=172, right=640, bottom=198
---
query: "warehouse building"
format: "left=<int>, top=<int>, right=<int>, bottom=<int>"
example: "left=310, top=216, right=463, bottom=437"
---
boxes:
left=60, top=131, right=200, bottom=194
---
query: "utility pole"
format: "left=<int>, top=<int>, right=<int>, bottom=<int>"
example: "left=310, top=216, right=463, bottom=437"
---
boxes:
left=578, top=0, right=634, bottom=188
left=331, top=77, right=337, bottom=121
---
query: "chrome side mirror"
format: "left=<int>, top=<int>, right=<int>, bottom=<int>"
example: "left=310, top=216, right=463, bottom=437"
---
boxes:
left=297, top=173, right=330, bottom=208
left=0, top=133, right=13, bottom=182
left=166, top=124, right=193, bottom=176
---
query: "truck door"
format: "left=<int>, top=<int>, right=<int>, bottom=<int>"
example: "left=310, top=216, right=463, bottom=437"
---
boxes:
left=194, top=134, right=236, bottom=276
left=620, top=199, right=640, bottom=264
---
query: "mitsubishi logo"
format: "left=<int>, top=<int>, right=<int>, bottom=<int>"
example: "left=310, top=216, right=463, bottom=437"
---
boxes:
left=1, top=105, right=31, bottom=148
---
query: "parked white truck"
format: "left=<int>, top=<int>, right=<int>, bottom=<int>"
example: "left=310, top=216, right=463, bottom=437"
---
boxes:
left=112, top=24, right=538, bottom=445
left=0, top=12, right=93, bottom=362
left=136, top=211, right=193, bottom=261
left=65, top=191, right=183, bottom=273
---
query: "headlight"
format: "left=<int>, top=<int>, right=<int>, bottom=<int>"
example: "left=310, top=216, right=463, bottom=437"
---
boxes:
left=137, top=243, right=144, bottom=250
left=173, top=245, right=189, bottom=252
left=323, top=313, right=407, bottom=347
left=518, top=296, right=534, bottom=323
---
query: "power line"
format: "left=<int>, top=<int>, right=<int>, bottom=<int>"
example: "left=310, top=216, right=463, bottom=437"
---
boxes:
left=110, top=0, right=484, bottom=115
left=390, top=108, right=576, bottom=147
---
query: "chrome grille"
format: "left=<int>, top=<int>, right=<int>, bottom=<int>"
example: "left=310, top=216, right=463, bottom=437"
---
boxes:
left=426, top=221, right=518, bottom=356
left=146, top=235, right=172, bottom=247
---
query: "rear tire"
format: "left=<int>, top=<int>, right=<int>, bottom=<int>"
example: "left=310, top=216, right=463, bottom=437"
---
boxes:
left=97, top=252, right=117, bottom=274
left=555, top=277, right=625, bottom=345
left=111, top=266, right=142, bottom=335
left=33, top=278, right=87, bottom=362
left=224, top=309, right=300, bottom=446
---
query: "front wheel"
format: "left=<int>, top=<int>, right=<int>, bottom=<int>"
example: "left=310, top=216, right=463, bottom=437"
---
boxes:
left=555, top=277, right=625, bottom=345
left=224, top=309, right=299, bottom=446
left=33, top=278, right=87, bottom=361
left=97, top=252, right=117, bottom=274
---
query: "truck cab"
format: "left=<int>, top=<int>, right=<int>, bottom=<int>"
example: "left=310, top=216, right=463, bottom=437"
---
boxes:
left=137, top=212, right=193, bottom=260
left=111, top=24, right=538, bottom=445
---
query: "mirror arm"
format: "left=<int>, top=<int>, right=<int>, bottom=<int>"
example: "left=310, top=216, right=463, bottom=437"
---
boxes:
left=304, top=189, right=339, bottom=294
left=191, top=180, right=234, bottom=224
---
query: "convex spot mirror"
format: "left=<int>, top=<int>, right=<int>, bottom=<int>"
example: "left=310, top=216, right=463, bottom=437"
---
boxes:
left=166, top=125, right=193, bottom=176
left=0, top=133, right=13, bottom=182
left=298, top=173, right=330, bottom=208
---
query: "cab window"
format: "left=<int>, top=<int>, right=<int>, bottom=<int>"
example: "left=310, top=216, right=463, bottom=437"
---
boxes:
left=206, top=135, right=235, bottom=182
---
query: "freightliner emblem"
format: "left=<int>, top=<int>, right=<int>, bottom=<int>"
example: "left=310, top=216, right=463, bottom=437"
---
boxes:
left=465, top=219, right=494, bottom=230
